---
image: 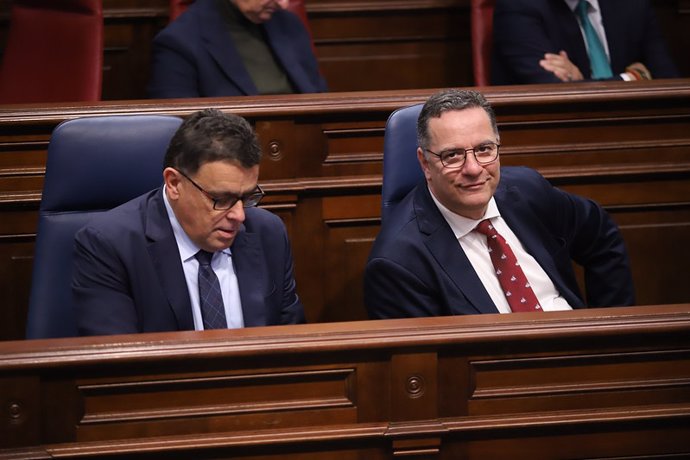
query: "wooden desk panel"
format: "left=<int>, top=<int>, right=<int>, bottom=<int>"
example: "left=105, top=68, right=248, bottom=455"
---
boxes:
left=1, top=304, right=689, bottom=458
left=0, top=81, right=689, bottom=340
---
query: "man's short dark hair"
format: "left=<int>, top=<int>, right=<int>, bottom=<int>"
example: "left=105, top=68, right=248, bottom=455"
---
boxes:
left=417, top=89, right=498, bottom=151
left=164, top=109, right=261, bottom=174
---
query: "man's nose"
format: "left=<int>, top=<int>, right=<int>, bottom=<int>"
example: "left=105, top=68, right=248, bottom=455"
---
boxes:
left=460, top=150, right=484, bottom=174
left=224, top=200, right=246, bottom=222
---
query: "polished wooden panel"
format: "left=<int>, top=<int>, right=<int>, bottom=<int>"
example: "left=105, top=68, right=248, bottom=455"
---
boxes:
left=309, top=0, right=471, bottom=91
left=0, top=304, right=689, bottom=458
left=0, top=80, right=689, bottom=341
left=100, top=0, right=169, bottom=101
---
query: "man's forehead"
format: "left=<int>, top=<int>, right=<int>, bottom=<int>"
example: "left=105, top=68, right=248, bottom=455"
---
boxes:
left=428, top=109, right=493, bottom=138
left=434, top=107, right=488, bottom=121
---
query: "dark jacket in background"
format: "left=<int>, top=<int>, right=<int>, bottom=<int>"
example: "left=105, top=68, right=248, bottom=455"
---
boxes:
left=148, top=0, right=327, bottom=98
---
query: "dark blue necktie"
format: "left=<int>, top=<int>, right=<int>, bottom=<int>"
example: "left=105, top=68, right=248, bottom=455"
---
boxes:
left=195, top=250, right=227, bottom=330
left=576, top=0, right=613, bottom=79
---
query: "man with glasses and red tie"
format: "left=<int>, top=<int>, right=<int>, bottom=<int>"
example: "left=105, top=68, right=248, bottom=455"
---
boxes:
left=73, top=109, right=304, bottom=335
left=364, top=89, right=635, bottom=319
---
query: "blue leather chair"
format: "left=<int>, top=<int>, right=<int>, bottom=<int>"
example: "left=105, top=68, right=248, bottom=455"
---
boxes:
left=26, top=115, right=183, bottom=339
left=380, top=103, right=424, bottom=223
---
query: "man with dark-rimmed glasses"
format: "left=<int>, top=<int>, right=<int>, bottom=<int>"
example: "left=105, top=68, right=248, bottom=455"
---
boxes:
left=73, top=109, right=304, bottom=335
left=364, top=89, right=635, bottom=319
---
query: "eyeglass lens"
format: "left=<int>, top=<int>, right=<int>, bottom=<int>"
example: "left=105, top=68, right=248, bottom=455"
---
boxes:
left=437, top=142, right=499, bottom=168
left=213, top=190, right=263, bottom=210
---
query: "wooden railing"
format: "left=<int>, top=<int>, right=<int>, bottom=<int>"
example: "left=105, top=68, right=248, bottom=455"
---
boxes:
left=1, top=80, right=689, bottom=340
left=1, top=304, right=689, bottom=458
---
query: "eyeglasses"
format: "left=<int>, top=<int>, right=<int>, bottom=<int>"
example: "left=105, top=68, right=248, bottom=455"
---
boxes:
left=177, top=170, right=264, bottom=210
left=425, top=141, right=500, bottom=169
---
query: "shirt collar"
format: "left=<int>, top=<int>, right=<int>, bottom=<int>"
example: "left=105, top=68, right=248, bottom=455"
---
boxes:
left=428, top=186, right=501, bottom=239
left=565, top=0, right=600, bottom=13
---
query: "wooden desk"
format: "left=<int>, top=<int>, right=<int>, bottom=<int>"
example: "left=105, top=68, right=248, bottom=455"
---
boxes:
left=1, top=80, right=690, bottom=340
left=1, top=304, right=689, bottom=458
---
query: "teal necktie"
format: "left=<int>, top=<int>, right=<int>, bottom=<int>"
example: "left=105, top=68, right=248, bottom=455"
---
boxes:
left=576, top=0, right=613, bottom=79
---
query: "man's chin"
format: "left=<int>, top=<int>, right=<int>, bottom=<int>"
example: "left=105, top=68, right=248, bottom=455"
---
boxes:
left=209, top=233, right=236, bottom=251
left=453, top=194, right=492, bottom=218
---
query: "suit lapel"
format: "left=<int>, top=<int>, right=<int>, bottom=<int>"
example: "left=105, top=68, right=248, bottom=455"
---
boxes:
left=598, top=0, right=624, bottom=72
left=414, top=185, right=497, bottom=315
left=145, top=189, right=195, bottom=330
left=200, top=0, right=257, bottom=95
left=231, top=229, right=267, bottom=327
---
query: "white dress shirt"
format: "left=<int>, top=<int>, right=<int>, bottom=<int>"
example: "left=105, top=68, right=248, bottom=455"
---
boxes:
left=430, top=191, right=572, bottom=313
left=163, top=186, right=244, bottom=329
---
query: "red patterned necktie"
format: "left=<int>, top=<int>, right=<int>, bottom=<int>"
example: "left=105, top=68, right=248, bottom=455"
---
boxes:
left=475, top=219, right=542, bottom=312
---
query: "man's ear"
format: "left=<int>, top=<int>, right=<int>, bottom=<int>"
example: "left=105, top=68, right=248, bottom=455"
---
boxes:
left=417, top=147, right=432, bottom=180
left=163, top=167, right=182, bottom=200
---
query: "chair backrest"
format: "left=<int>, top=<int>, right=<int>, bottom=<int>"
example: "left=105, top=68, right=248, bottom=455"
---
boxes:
left=0, top=0, right=103, bottom=103
left=470, top=0, right=496, bottom=86
left=26, top=115, right=183, bottom=339
left=381, top=103, right=424, bottom=222
left=168, top=0, right=195, bottom=22
left=286, top=0, right=312, bottom=39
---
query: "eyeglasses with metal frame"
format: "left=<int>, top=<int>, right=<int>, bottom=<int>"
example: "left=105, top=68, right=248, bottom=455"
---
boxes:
left=425, top=141, right=500, bottom=169
left=177, top=169, right=265, bottom=210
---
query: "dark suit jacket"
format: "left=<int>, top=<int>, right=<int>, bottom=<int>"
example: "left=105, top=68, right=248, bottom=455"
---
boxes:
left=491, top=0, right=679, bottom=85
left=73, top=188, right=305, bottom=335
left=148, top=0, right=327, bottom=98
left=364, top=167, right=635, bottom=319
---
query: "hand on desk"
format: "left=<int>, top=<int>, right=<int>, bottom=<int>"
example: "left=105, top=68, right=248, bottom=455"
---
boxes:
left=540, top=51, right=584, bottom=82
left=624, top=62, right=653, bottom=81
left=540, top=52, right=654, bottom=83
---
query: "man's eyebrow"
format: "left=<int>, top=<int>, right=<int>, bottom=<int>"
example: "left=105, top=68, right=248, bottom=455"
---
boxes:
left=440, top=140, right=495, bottom=151
left=212, top=186, right=259, bottom=197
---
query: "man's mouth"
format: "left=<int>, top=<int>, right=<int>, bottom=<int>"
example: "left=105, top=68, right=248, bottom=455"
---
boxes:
left=459, top=178, right=488, bottom=190
left=216, top=228, right=236, bottom=238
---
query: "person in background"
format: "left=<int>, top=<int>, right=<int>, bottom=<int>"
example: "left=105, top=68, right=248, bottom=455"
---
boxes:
left=364, top=89, right=635, bottom=319
left=491, top=0, right=679, bottom=85
left=73, top=109, right=304, bottom=335
left=148, top=0, right=327, bottom=98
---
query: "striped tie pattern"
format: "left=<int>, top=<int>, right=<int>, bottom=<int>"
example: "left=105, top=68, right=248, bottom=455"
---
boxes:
left=195, top=250, right=228, bottom=329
